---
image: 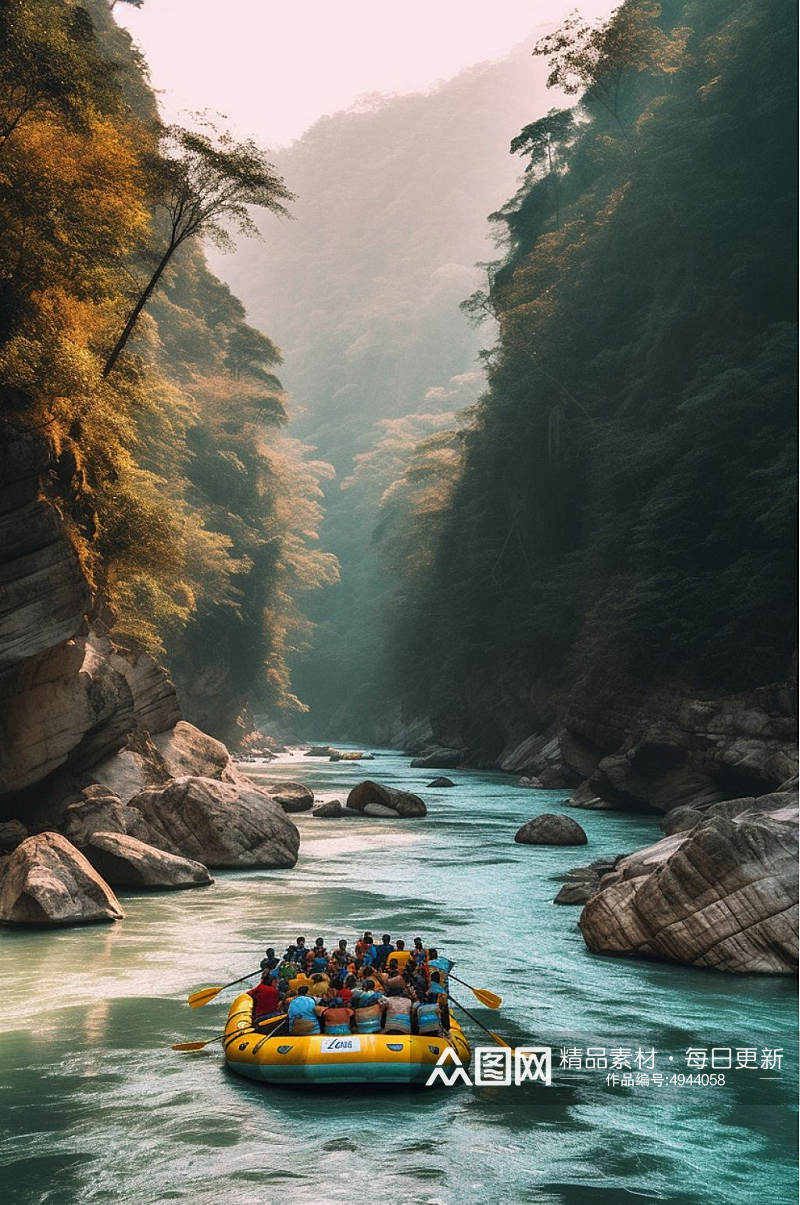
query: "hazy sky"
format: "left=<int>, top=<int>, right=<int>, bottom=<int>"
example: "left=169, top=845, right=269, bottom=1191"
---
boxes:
left=119, top=0, right=619, bottom=147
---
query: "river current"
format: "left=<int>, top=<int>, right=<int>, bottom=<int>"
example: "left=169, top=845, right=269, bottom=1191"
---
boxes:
left=0, top=748, right=796, bottom=1205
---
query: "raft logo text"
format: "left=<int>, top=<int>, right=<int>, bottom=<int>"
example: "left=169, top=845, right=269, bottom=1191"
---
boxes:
left=425, top=1046, right=551, bottom=1087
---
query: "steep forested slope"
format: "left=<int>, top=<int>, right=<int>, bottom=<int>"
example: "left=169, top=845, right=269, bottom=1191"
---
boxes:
left=0, top=0, right=334, bottom=743
left=212, top=47, right=551, bottom=732
left=377, top=0, right=797, bottom=756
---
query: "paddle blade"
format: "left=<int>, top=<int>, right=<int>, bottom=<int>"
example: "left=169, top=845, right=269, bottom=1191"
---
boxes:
left=471, top=988, right=502, bottom=1009
left=187, top=986, right=223, bottom=1009
left=172, top=1040, right=212, bottom=1051
left=488, top=1031, right=513, bottom=1050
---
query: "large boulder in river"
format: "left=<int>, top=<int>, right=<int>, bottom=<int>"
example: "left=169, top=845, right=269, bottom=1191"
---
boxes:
left=82, top=831, right=212, bottom=890
left=313, top=799, right=344, bottom=818
left=88, top=721, right=238, bottom=804
left=153, top=720, right=236, bottom=782
left=515, top=814, right=588, bottom=845
left=410, top=747, right=464, bottom=770
left=128, top=776, right=300, bottom=867
left=61, top=785, right=154, bottom=846
left=579, top=801, right=798, bottom=974
left=427, top=777, right=455, bottom=788
left=265, top=781, right=314, bottom=813
left=0, top=832, right=124, bottom=926
left=347, top=781, right=427, bottom=818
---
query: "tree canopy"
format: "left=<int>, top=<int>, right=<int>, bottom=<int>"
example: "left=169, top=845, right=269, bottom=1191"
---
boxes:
left=0, top=0, right=333, bottom=742
left=369, top=0, right=797, bottom=753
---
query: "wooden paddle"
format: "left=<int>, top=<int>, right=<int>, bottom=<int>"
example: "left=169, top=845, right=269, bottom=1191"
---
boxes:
left=187, top=970, right=261, bottom=1008
left=447, top=994, right=513, bottom=1050
left=172, top=1013, right=288, bottom=1052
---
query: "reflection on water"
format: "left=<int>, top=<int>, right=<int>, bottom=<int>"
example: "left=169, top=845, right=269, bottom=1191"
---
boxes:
left=0, top=747, right=796, bottom=1205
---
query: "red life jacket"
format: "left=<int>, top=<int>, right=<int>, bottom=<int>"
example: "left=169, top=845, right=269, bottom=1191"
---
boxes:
left=248, top=982, right=280, bottom=1018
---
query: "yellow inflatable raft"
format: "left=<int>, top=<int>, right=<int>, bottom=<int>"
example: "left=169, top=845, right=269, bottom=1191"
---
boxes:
left=224, top=993, right=471, bottom=1086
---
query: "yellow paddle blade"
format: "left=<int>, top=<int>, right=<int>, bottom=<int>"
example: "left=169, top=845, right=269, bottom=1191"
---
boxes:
left=471, top=988, right=502, bottom=1009
left=187, top=986, right=223, bottom=1008
left=172, top=1040, right=215, bottom=1051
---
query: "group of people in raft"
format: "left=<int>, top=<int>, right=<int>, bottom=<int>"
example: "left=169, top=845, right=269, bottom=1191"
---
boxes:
left=246, top=933, right=452, bottom=1038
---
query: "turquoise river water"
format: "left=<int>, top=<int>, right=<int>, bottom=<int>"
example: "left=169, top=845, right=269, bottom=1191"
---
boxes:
left=0, top=747, right=796, bottom=1205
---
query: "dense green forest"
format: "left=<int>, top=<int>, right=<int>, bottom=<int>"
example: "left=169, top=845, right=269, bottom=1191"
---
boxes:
left=214, top=49, right=549, bottom=732
left=0, top=0, right=336, bottom=742
left=369, top=0, right=797, bottom=750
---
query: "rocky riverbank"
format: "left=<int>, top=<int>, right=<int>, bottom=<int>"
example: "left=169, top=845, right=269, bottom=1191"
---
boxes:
left=0, top=426, right=302, bottom=925
left=402, top=673, right=798, bottom=976
left=406, top=672, right=797, bottom=813
left=577, top=784, right=798, bottom=975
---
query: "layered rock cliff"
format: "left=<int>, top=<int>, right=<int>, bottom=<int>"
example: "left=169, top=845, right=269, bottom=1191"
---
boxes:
left=411, top=672, right=798, bottom=975
left=0, top=424, right=300, bottom=925
left=472, top=673, right=798, bottom=816
left=578, top=788, right=798, bottom=974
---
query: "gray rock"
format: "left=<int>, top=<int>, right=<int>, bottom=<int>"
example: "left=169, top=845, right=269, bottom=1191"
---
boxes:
left=312, top=799, right=344, bottom=818
left=566, top=780, right=613, bottom=810
left=265, top=781, right=314, bottom=813
left=153, top=721, right=236, bottom=782
left=661, top=790, right=797, bottom=836
left=347, top=781, right=427, bottom=818
left=61, top=785, right=153, bottom=845
left=0, top=424, right=90, bottom=673
left=499, top=734, right=574, bottom=787
left=552, top=854, right=625, bottom=905
left=554, top=877, right=600, bottom=905
left=427, top=777, right=455, bottom=788
left=129, top=775, right=300, bottom=867
left=0, top=630, right=180, bottom=797
left=82, top=831, right=212, bottom=890
left=560, top=682, right=797, bottom=813
left=514, top=814, right=588, bottom=845
left=410, top=747, right=464, bottom=770
left=579, top=800, right=798, bottom=974
left=0, top=819, right=28, bottom=852
left=87, top=730, right=171, bottom=804
left=305, top=746, right=335, bottom=757
left=0, top=832, right=124, bottom=926
left=103, top=637, right=181, bottom=738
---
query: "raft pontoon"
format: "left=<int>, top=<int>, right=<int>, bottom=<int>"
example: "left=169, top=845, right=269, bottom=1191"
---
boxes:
left=223, top=992, right=471, bottom=1085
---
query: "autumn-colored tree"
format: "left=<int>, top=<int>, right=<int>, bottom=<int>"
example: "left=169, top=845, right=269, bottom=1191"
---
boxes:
left=0, top=0, right=118, bottom=148
left=0, top=0, right=336, bottom=737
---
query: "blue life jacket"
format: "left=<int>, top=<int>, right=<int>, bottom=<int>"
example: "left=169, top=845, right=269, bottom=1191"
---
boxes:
left=375, top=943, right=394, bottom=967
left=415, top=1003, right=441, bottom=1034
left=354, top=992, right=383, bottom=1033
